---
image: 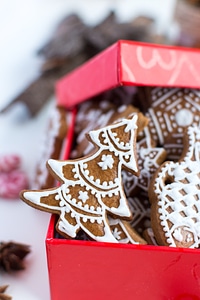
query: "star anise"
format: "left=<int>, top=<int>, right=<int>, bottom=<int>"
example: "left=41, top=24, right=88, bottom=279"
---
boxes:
left=0, top=285, right=12, bottom=300
left=0, top=241, right=30, bottom=272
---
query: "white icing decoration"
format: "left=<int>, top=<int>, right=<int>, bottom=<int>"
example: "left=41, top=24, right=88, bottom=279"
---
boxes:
left=122, top=134, right=166, bottom=193
left=75, top=100, right=115, bottom=156
left=98, top=154, right=114, bottom=170
left=109, top=217, right=140, bottom=244
left=112, top=227, right=122, bottom=240
left=145, top=87, right=200, bottom=160
left=154, top=124, right=200, bottom=248
left=175, top=109, right=193, bottom=126
left=24, top=115, right=139, bottom=243
left=78, top=191, right=89, bottom=203
left=173, top=228, right=183, bottom=242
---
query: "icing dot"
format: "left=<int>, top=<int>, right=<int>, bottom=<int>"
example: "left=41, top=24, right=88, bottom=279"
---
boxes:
left=175, top=109, right=193, bottom=126
left=72, top=198, right=76, bottom=204
left=97, top=207, right=102, bottom=213
left=114, top=178, right=119, bottom=184
left=85, top=170, right=89, bottom=176
left=60, top=200, right=65, bottom=207
left=65, top=207, right=70, bottom=213
left=191, top=107, right=197, bottom=112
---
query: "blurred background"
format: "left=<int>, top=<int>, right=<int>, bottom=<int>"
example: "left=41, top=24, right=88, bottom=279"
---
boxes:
left=1, top=0, right=200, bottom=299
left=0, top=0, right=177, bottom=110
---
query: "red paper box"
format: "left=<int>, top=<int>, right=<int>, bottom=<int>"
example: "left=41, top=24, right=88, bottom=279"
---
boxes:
left=46, top=40, right=200, bottom=300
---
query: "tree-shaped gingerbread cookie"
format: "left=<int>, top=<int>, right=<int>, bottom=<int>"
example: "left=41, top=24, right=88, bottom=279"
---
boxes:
left=21, top=114, right=144, bottom=243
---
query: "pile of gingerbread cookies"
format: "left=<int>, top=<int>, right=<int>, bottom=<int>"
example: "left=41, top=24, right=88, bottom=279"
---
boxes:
left=20, top=85, right=200, bottom=248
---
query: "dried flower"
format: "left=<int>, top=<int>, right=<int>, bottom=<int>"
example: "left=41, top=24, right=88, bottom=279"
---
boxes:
left=0, top=241, right=30, bottom=272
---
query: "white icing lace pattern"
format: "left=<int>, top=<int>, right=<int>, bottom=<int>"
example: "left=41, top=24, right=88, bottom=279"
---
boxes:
left=146, top=88, right=200, bottom=160
left=154, top=125, right=200, bottom=248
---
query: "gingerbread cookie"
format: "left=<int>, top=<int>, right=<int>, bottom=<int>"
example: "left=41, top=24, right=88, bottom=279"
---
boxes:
left=122, top=135, right=167, bottom=195
left=140, top=87, right=200, bottom=160
left=120, top=135, right=166, bottom=235
left=143, top=228, right=158, bottom=246
left=33, top=105, right=68, bottom=189
left=109, top=217, right=147, bottom=244
left=127, top=192, right=151, bottom=235
left=71, top=99, right=140, bottom=158
left=149, top=124, right=200, bottom=248
left=21, top=114, right=144, bottom=243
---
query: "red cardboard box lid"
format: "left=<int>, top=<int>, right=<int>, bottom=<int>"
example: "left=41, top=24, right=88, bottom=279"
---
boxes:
left=56, top=40, right=200, bottom=108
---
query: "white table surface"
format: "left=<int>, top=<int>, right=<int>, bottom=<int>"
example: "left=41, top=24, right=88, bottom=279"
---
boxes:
left=0, top=1, right=176, bottom=299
